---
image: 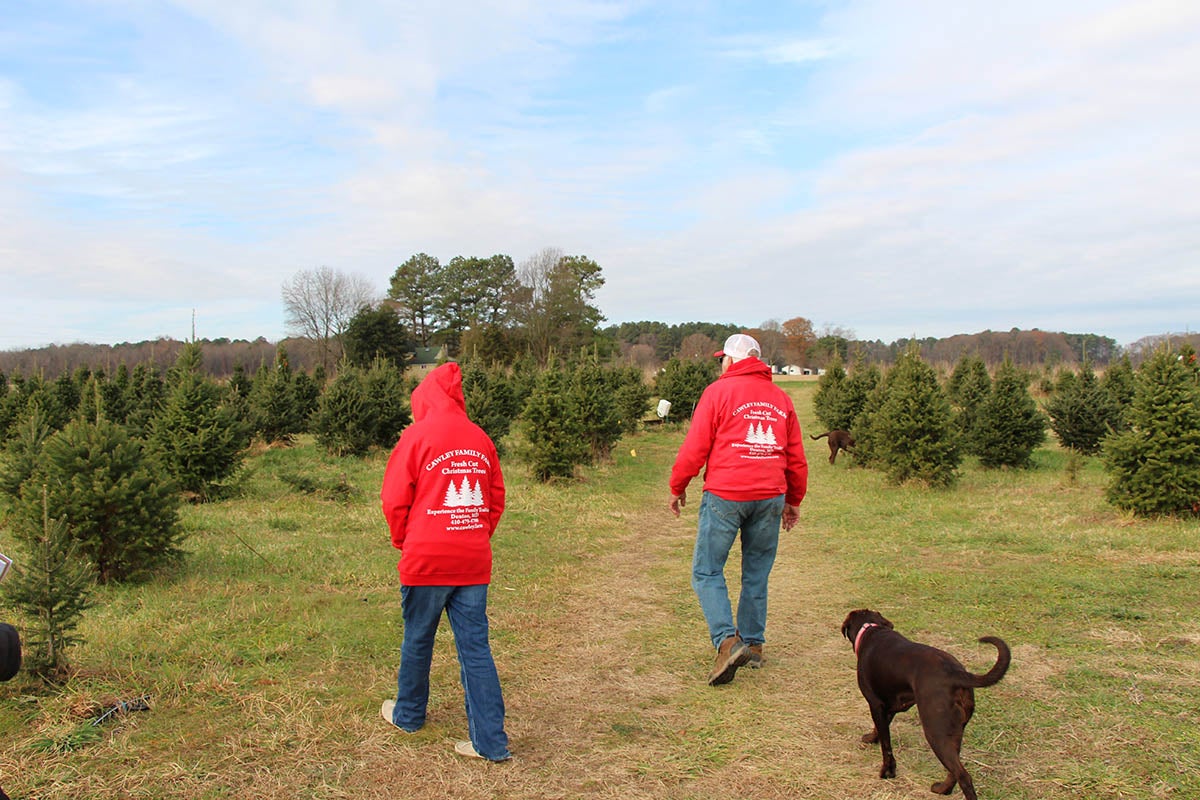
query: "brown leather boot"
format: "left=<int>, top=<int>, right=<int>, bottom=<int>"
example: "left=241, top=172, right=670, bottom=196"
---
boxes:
left=707, top=635, right=750, bottom=685
left=747, top=644, right=764, bottom=669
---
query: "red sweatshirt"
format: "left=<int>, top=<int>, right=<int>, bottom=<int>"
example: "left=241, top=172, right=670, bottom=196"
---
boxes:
left=668, top=357, right=808, bottom=506
left=380, top=363, right=505, bottom=586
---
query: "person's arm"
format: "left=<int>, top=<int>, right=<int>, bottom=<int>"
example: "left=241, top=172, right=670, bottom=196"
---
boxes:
left=380, top=439, right=417, bottom=549
left=668, top=390, right=717, bottom=504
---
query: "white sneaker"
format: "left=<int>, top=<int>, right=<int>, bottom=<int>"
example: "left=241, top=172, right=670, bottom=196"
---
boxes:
left=454, top=740, right=512, bottom=762
left=380, top=700, right=418, bottom=734
left=454, top=740, right=484, bottom=758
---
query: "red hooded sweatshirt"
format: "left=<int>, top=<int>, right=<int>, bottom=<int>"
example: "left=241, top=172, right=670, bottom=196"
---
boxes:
left=380, top=363, right=505, bottom=586
left=669, top=357, right=808, bottom=505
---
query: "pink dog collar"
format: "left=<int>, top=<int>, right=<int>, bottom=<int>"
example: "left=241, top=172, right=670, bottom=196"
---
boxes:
left=853, top=622, right=878, bottom=655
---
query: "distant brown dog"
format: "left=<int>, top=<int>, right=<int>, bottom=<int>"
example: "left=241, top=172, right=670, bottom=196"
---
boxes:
left=841, top=609, right=1010, bottom=800
left=811, top=430, right=855, bottom=464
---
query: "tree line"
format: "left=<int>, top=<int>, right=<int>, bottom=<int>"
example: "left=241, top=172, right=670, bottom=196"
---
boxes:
left=8, top=250, right=1197, bottom=382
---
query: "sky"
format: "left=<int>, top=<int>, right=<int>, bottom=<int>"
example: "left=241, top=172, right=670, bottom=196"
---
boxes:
left=1, top=0, right=1197, bottom=351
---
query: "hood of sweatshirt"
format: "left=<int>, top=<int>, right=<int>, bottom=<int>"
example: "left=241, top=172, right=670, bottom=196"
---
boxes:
left=410, top=362, right=467, bottom=422
left=721, top=356, right=772, bottom=380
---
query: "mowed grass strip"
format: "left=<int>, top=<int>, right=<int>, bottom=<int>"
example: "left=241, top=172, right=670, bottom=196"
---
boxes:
left=0, top=379, right=1196, bottom=799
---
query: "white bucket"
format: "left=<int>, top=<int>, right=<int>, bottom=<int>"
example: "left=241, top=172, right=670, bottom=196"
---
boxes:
left=656, top=399, right=672, bottom=418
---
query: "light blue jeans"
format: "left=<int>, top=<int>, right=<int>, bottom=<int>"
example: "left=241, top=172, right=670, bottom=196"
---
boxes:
left=691, top=491, right=784, bottom=649
left=390, top=584, right=511, bottom=761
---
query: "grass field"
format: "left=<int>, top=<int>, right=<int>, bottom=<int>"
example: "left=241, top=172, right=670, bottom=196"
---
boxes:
left=1, top=380, right=1198, bottom=799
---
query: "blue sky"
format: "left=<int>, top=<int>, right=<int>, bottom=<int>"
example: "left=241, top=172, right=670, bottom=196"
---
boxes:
left=1, top=0, right=1197, bottom=350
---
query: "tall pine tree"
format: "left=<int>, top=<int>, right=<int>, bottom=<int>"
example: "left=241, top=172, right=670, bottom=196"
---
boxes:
left=149, top=342, right=248, bottom=500
left=1102, top=344, right=1200, bottom=516
left=975, top=356, right=1046, bottom=468
left=860, top=343, right=960, bottom=486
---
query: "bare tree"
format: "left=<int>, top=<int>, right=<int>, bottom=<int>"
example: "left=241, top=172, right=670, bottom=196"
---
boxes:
left=281, top=266, right=377, bottom=373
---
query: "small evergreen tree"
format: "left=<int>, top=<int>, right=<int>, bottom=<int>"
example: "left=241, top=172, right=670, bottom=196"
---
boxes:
left=812, top=356, right=847, bottom=431
left=835, top=351, right=880, bottom=435
left=361, top=358, right=412, bottom=448
left=124, top=364, right=165, bottom=438
left=1100, top=355, right=1136, bottom=434
left=292, top=370, right=320, bottom=430
left=653, top=358, right=719, bottom=420
left=311, top=366, right=370, bottom=456
left=610, top=365, right=652, bottom=436
left=1046, top=361, right=1114, bottom=454
left=947, top=353, right=992, bottom=456
left=860, top=343, right=960, bottom=486
left=571, top=356, right=622, bottom=462
left=311, top=359, right=410, bottom=456
left=13, top=417, right=183, bottom=583
left=975, top=356, right=1046, bottom=468
left=518, top=361, right=590, bottom=480
left=248, top=347, right=303, bottom=444
left=1, top=487, right=96, bottom=679
left=148, top=342, right=248, bottom=500
left=0, top=406, right=54, bottom=499
left=1102, top=344, right=1200, bottom=516
left=462, top=363, right=520, bottom=455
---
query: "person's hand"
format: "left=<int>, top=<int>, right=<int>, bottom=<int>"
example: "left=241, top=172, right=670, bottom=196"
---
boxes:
left=781, top=504, right=800, bottom=531
left=670, top=491, right=687, bottom=517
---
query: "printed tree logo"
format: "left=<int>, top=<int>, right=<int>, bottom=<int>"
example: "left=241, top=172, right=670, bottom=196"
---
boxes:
left=743, top=422, right=777, bottom=446
left=443, top=476, right=484, bottom=508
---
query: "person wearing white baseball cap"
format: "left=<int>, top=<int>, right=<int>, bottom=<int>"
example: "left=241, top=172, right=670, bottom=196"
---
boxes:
left=669, top=333, right=809, bottom=685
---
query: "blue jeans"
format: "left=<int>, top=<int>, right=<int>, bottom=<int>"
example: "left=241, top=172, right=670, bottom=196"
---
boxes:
left=390, top=584, right=511, bottom=761
left=691, top=492, right=784, bottom=649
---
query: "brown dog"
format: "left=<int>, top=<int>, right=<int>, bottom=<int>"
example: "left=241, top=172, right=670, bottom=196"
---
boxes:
left=841, top=609, right=1010, bottom=800
left=811, top=430, right=855, bottom=464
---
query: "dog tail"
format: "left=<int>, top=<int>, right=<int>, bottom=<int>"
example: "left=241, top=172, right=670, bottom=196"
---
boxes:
left=965, top=636, right=1011, bottom=688
left=810, top=432, right=830, bottom=440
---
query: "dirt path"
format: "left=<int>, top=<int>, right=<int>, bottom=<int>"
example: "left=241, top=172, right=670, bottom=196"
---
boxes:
left=350, top=481, right=930, bottom=800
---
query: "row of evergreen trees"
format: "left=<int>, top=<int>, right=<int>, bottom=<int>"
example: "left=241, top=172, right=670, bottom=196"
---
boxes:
left=0, top=342, right=655, bottom=675
left=813, top=342, right=1200, bottom=516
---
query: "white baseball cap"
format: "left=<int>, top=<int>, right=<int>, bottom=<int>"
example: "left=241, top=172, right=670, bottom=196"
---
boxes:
left=713, top=333, right=761, bottom=361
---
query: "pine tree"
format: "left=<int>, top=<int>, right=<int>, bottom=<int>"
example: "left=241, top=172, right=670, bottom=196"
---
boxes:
left=0, top=406, right=53, bottom=499
left=812, top=356, right=847, bottom=431
left=836, top=352, right=881, bottom=435
left=312, top=365, right=370, bottom=456
left=311, top=359, right=410, bottom=456
left=361, top=358, right=412, bottom=449
left=861, top=343, right=960, bottom=486
left=975, top=356, right=1046, bottom=468
left=518, top=361, right=590, bottom=481
left=609, top=365, right=652, bottom=436
left=1046, top=361, right=1114, bottom=454
left=947, top=353, right=991, bottom=456
left=462, top=363, right=520, bottom=455
left=1102, top=344, right=1200, bottom=516
left=1, top=487, right=97, bottom=678
left=292, top=370, right=321, bottom=428
left=124, top=364, right=165, bottom=438
left=13, top=417, right=182, bottom=583
left=653, top=358, right=719, bottom=420
left=1100, top=355, right=1136, bottom=434
left=571, top=356, right=622, bottom=462
left=248, top=347, right=303, bottom=444
left=148, top=342, right=248, bottom=500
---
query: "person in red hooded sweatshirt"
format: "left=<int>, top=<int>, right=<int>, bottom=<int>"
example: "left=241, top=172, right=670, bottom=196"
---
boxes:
left=669, top=333, right=808, bottom=686
left=379, top=362, right=511, bottom=762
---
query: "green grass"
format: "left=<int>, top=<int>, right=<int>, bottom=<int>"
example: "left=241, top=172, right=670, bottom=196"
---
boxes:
left=1, top=380, right=1198, bottom=799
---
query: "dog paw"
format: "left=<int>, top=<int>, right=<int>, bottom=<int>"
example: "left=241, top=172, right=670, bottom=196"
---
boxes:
left=860, top=730, right=879, bottom=744
left=931, top=779, right=954, bottom=795
left=879, top=764, right=896, bottom=780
